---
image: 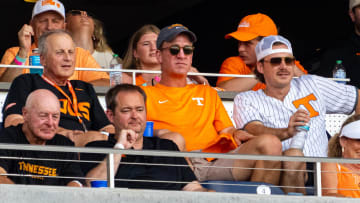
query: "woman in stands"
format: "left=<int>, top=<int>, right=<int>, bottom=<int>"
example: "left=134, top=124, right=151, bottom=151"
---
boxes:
left=322, top=114, right=360, bottom=198
left=122, top=24, right=208, bottom=86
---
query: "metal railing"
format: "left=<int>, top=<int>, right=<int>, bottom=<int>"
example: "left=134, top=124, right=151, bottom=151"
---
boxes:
left=0, top=65, right=351, bottom=84
left=0, top=143, right=359, bottom=196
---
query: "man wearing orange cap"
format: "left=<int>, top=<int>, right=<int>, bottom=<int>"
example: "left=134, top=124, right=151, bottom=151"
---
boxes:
left=0, top=0, right=109, bottom=86
left=216, top=13, right=307, bottom=91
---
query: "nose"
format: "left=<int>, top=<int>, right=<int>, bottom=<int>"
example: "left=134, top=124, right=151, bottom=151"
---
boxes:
left=279, top=59, right=287, bottom=68
left=130, top=109, right=139, bottom=119
left=45, top=115, right=54, bottom=126
left=81, top=11, right=88, bottom=17
left=150, top=41, right=156, bottom=50
left=238, top=42, right=246, bottom=52
left=63, top=52, right=72, bottom=61
left=176, top=48, right=186, bottom=58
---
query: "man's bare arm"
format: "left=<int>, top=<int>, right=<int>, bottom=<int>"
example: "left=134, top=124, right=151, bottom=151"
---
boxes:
left=217, top=77, right=258, bottom=92
left=244, top=109, right=310, bottom=141
left=244, top=121, right=289, bottom=141
left=0, top=167, right=15, bottom=184
left=0, top=24, right=34, bottom=81
left=4, top=114, right=24, bottom=128
left=85, top=129, right=138, bottom=186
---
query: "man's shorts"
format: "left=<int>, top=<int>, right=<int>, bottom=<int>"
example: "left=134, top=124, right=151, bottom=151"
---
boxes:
left=188, top=147, right=242, bottom=182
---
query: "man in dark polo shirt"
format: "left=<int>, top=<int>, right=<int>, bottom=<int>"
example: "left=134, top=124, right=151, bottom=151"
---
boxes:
left=0, top=89, right=84, bottom=186
left=81, top=84, right=208, bottom=191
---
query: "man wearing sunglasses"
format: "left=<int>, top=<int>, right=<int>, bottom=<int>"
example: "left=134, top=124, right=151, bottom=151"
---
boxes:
left=142, top=24, right=283, bottom=186
left=0, top=0, right=109, bottom=86
left=233, top=35, right=360, bottom=194
left=216, top=13, right=307, bottom=92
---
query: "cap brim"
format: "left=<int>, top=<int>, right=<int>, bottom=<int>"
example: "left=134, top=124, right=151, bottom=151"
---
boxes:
left=225, top=31, right=259, bottom=41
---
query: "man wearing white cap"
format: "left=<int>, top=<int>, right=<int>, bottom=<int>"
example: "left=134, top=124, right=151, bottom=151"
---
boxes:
left=0, top=0, right=109, bottom=85
left=233, top=35, right=360, bottom=194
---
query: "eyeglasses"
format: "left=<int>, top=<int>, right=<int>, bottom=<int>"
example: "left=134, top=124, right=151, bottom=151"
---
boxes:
left=263, top=57, right=295, bottom=66
left=160, top=45, right=194, bottom=55
left=67, top=10, right=94, bottom=18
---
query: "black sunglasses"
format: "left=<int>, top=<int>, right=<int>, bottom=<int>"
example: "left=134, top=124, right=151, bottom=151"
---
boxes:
left=67, top=10, right=95, bottom=18
left=160, top=45, right=194, bottom=55
left=263, top=57, right=295, bottom=66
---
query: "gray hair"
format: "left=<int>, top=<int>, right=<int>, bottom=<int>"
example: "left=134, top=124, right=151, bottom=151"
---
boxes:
left=38, top=29, right=73, bottom=55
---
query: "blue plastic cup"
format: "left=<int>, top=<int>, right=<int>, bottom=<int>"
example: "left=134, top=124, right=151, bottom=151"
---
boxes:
left=143, top=121, right=154, bottom=137
left=91, top=180, right=108, bottom=188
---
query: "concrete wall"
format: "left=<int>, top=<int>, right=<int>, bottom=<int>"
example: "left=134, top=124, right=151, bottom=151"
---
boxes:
left=0, top=184, right=357, bottom=203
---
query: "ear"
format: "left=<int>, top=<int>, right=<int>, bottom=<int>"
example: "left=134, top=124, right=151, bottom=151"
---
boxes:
left=133, top=49, right=139, bottom=59
left=106, top=109, right=114, bottom=124
left=257, top=61, right=264, bottom=74
left=40, top=54, right=46, bottom=67
left=339, top=136, right=346, bottom=148
left=349, top=9, right=356, bottom=22
left=22, top=107, right=28, bottom=121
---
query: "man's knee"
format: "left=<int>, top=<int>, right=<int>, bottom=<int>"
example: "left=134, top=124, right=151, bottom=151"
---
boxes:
left=254, top=134, right=282, bottom=155
left=156, top=130, right=186, bottom=151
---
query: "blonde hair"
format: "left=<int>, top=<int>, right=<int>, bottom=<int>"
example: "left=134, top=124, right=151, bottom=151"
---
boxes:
left=93, top=18, right=112, bottom=52
left=328, top=114, right=360, bottom=157
left=122, top=24, right=160, bottom=70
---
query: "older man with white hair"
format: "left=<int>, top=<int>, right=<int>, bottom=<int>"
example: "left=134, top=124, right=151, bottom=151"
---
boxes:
left=0, top=89, right=84, bottom=186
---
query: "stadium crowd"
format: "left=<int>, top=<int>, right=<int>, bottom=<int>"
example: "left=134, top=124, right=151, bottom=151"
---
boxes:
left=0, top=0, right=359, bottom=198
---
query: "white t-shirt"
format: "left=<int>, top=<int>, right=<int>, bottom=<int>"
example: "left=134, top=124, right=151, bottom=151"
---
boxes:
left=233, top=75, right=358, bottom=157
left=92, top=50, right=114, bottom=69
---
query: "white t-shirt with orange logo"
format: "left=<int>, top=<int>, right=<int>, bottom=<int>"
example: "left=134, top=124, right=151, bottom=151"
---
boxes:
left=233, top=75, right=357, bottom=157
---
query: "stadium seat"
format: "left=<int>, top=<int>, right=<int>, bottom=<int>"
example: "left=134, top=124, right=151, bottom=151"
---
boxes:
left=201, top=180, right=284, bottom=195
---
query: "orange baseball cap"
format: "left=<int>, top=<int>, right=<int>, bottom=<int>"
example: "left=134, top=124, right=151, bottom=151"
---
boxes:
left=225, top=13, right=278, bottom=41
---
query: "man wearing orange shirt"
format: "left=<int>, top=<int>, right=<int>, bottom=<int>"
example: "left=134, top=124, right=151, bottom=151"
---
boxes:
left=0, top=0, right=109, bottom=86
left=216, top=13, right=307, bottom=91
left=142, top=24, right=282, bottom=184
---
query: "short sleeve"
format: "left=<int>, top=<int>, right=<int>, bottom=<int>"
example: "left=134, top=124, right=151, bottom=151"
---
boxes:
left=311, top=75, right=357, bottom=114
left=233, top=93, right=263, bottom=129
left=72, top=47, right=109, bottom=83
left=2, top=75, right=33, bottom=119
left=0, top=47, right=19, bottom=77
left=86, top=84, right=110, bottom=130
left=216, top=57, right=248, bottom=85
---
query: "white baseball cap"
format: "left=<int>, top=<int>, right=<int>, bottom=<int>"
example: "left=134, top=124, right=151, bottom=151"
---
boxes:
left=255, top=35, right=293, bottom=61
left=350, top=0, right=360, bottom=10
left=32, top=0, right=65, bottom=19
left=340, top=120, right=360, bottom=139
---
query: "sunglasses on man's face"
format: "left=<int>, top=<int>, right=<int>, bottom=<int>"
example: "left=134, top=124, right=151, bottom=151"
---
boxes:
left=161, top=45, right=194, bottom=55
left=263, top=57, right=295, bottom=66
left=67, top=10, right=94, bottom=18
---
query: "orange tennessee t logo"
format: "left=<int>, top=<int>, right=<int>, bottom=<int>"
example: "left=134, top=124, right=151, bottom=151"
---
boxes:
left=42, top=0, right=61, bottom=8
left=292, top=94, right=319, bottom=118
